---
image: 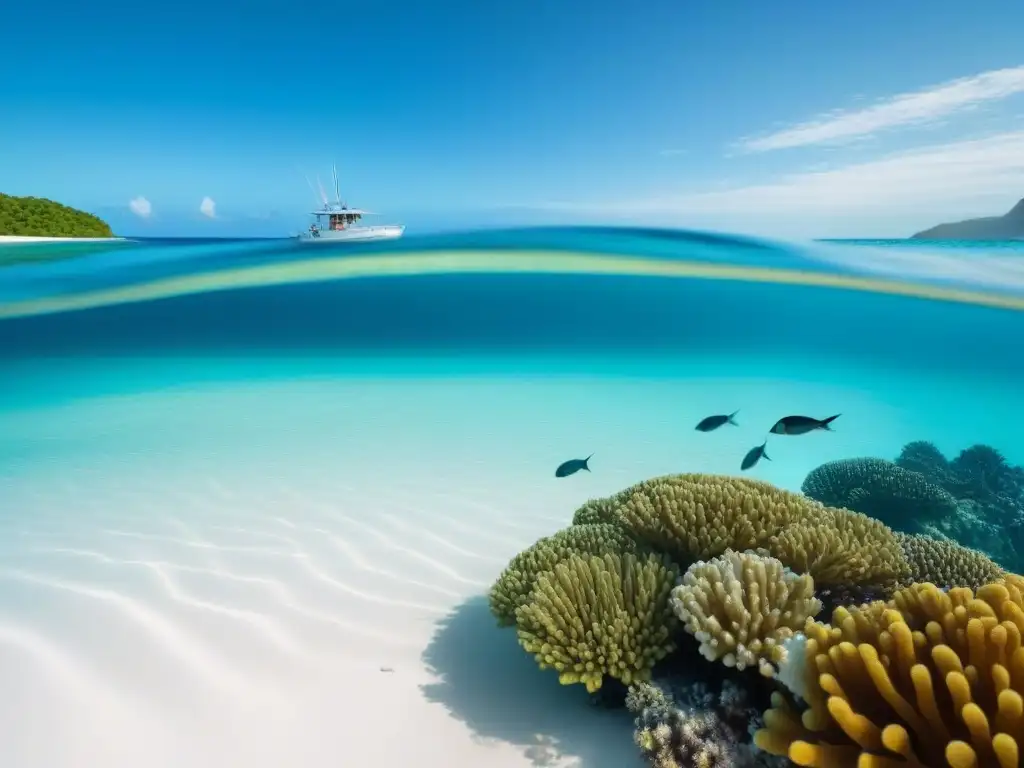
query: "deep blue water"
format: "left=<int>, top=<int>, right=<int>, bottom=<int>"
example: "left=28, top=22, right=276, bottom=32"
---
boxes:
left=1, top=229, right=1023, bottom=379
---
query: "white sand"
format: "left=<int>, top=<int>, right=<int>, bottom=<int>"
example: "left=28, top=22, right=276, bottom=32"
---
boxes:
left=0, top=357, right=1018, bottom=768
left=0, top=236, right=127, bottom=244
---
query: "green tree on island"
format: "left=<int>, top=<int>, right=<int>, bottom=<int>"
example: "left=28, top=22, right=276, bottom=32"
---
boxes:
left=0, top=194, right=114, bottom=237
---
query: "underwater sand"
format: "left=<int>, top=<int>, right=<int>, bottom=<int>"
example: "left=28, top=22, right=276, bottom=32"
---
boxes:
left=0, top=353, right=1020, bottom=768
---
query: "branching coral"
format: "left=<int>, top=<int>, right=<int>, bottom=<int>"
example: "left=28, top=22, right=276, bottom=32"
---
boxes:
left=919, top=499, right=1010, bottom=567
left=611, top=473, right=908, bottom=589
left=896, top=531, right=1006, bottom=590
left=800, top=457, right=960, bottom=531
left=753, top=580, right=1024, bottom=767
left=488, top=523, right=638, bottom=625
left=894, top=441, right=1024, bottom=571
left=895, top=441, right=953, bottom=485
left=950, top=444, right=1024, bottom=506
left=896, top=440, right=1024, bottom=514
left=513, top=551, right=680, bottom=693
left=670, top=549, right=822, bottom=676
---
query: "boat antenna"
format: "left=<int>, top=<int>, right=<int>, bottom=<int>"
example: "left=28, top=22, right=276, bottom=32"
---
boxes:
left=332, top=163, right=342, bottom=207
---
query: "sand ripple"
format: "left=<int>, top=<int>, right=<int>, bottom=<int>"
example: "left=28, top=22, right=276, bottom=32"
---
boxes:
left=0, top=458, right=572, bottom=768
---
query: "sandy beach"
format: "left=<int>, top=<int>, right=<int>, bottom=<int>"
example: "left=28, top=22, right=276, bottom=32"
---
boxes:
left=0, top=356, right=1019, bottom=768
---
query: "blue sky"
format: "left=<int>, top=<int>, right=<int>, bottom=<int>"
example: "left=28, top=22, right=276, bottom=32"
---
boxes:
left=3, top=0, right=1024, bottom=238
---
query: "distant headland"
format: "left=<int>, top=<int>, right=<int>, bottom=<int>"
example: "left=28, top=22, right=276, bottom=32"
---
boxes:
left=911, top=197, right=1024, bottom=240
left=0, top=193, right=118, bottom=241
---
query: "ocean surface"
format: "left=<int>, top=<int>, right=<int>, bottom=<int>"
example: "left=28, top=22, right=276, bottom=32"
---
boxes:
left=1, top=227, right=1023, bottom=768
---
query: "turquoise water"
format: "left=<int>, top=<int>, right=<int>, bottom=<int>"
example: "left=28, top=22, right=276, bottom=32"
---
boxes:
left=1, top=228, right=1023, bottom=768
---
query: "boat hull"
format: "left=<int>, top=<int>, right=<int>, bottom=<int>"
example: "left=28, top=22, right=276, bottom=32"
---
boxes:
left=296, top=225, right=405, bottom=244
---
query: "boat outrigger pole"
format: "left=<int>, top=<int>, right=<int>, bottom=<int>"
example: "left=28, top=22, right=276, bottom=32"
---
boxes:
left=304, top=174, right=321, bottom=207
left=316, top=175, right=329, bottom=208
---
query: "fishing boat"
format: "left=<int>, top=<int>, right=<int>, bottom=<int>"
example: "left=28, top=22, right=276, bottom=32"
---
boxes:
left=295, top=165, right=405, bottom=244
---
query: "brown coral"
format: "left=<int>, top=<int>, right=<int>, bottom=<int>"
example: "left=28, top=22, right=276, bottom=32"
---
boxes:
left=754, top=580, right=1024, bottom=767
left=896, top=531, right=1006, bottom=590
left=611, top=473, right=908, bottom=588
left=670, top=549, right=822, bottom=676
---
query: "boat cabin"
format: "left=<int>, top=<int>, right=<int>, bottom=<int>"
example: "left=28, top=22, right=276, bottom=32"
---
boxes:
left=327, top=210, right=363, bottom=230
left=308, top=205, right=369, bottom=235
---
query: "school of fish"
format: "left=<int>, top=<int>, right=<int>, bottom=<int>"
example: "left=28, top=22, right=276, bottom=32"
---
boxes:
left=553, top=411, right=841, bottom=477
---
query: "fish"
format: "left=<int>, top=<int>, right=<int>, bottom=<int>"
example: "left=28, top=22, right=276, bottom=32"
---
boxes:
left=555, top=454, right=593, bottom=478
left=770, top=414, right=841, bottom=436
left=695, top=410, right=740, bottom=432
left=740, top=440, right=770, bottom=471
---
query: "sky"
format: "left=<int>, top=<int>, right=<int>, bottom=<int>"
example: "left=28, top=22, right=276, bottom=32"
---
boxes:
left=3, top=0, right=1024, bottom=239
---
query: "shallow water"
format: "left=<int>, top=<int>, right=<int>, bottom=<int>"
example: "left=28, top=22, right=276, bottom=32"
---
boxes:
left=1, top=228, right=1023, bottom=768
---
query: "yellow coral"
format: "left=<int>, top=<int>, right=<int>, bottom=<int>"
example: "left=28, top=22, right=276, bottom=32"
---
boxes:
left=612, top=473, right=908, bottom=588
left=488, top=523, right=637, bottom=625
left=514, top=551, right=680, bottom=693
left=754, top=580, right=1024, bottom=767
left=1002, top=572, right=1024, bottom=595
left=896, top=531, right=1006, bottom=590
left=670, top=549, right=822, bottom=676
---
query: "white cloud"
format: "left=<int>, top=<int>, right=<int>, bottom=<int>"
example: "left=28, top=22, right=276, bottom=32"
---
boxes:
left=543, top=130, right=1024, bottom=237
left=740, top=65, right=1024, bottom=152
left=128, top=196, right=152, bottom=218
left=199, top=196, right=216, bottom=218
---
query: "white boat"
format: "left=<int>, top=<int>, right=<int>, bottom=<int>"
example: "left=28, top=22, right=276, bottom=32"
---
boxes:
left=295, top=165, right=405, bottom=244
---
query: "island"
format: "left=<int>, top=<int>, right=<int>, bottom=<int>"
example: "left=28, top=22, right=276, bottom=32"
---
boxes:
left=911, top=196, right=1024, bottom=240
left=0, top=193, right=115, bottom=239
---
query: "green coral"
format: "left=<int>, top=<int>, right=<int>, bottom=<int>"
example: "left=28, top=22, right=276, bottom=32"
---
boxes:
left=487, top=523, right=637, bottom=625
left=800, top=457, right=959, bottom=529
left=514, top=551, right=680, bottom=692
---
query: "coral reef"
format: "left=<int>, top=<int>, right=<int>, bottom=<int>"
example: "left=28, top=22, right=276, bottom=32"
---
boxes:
left=488, top=523, right=638, bottom=625
left=608, top=473, right=908, bottom=588
left=489, top=467, right=1024, bottom=768
left=800, top=456, right=960, bottom=531
left=670, top=549, right=822, bottom=676
left=896, top=531, right=1006, bottom=590
left=514, top=551, right=680, bottom=692
left=895, top=441, right=1024, bottom=570
left=918, top=498, right=1008, bottom=561
left=754, top=580, right=1024, bottom=767
left=627, top=677, right=788, bottom=768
